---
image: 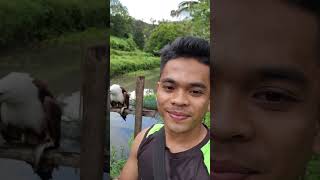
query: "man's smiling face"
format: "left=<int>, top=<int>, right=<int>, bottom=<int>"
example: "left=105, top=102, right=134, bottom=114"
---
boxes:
left=212, top=0, right=320, bottom=180
left=157, top=57, right=210, bottom=134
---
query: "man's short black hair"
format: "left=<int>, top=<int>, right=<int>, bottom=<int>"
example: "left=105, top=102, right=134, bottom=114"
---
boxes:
left=288, top=0, right=320, bottom=13
left=159, top=36, right=209, bottom=74
left=287, top=0, right=320, bottom=62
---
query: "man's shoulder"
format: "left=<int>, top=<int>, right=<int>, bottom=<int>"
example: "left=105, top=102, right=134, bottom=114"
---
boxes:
left=134, top=124, right=164, bottom=148
left=145, top=123, right=164, bottom=138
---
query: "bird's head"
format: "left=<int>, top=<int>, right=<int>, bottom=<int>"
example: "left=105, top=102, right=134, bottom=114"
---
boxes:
left=0, top=72, right=38, bottom=104
left=110, top=84, right=122, bottom=96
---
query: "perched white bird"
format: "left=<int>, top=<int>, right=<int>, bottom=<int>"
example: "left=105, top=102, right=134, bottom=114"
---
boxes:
left=109, top=84, right=129, bottom=120
left=0, top=72, right=61, bottom=175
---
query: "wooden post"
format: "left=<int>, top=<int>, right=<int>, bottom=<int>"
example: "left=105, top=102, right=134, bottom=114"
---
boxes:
left=134, top=76, right=145, bottom=137
left=80, top=44, right=108, bottom=180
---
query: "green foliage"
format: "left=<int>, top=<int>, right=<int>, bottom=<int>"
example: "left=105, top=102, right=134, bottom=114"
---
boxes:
left=110, top=0, right=133, bottom=38
left=130, top=94, right=158, bottom=110
left=110, top=14, right=133, bottom=38
left=0, top=0, right=107, bottom=49
left=111, top=36, right=137, bottom=51
left=143, top=94, right=158, bottom=110
left=305, top=154, right=320, bottom=180
left=203, top=112, right=210, bottom=128
left=144, top=22, right=190, bottom=53
left=111, top=49, right=160, bottom=77
left=189, top=0, right=210, bottom=40
left=110, top=146, right=126, bottom=178
left=132, top=20, right=147, bottom=49
left=110, top=0, right=128, bottom=16
left=42, top=27, right=107, bottom=46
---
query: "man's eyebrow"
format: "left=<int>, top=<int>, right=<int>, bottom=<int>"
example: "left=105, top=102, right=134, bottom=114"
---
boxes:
left=160, top=78, right=207, bottom=89
left=190, top=82, right=207, bottom=89
left=160, top=78, right=176, bottom=84
left=255, top=66, right=308, bottom=86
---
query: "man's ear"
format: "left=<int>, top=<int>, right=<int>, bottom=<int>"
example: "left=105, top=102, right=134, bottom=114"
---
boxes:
left=208, top=102, right=210, bottom=112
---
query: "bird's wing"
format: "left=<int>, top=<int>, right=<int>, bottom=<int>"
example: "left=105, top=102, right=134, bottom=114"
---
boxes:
left=33, top=79, right=61, bottom=148
left=43, top=96, right=62, bottom=148
left=32, top=79, right=54, bottom=103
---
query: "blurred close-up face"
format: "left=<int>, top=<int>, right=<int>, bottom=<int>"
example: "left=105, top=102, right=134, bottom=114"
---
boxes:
left=156, top=58, right=210, bottom=134
left=213, top=0, right=320, bottom=180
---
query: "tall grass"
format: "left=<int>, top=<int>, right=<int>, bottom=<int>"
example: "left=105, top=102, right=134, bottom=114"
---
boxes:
left=111, top=49, right=160, bottom=77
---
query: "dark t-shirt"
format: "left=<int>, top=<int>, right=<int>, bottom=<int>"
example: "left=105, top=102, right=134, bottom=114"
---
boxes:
left=137, top=124, right=210, bottom=180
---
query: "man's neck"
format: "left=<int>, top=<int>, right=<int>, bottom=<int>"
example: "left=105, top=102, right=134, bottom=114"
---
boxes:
left=165, top=124, right=207, bottom=153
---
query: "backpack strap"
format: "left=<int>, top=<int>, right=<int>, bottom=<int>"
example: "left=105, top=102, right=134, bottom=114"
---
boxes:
left=152, top=126, right=167, bottom=180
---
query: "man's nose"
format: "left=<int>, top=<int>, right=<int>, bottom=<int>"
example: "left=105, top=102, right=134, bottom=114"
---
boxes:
left=171, top=89, right=189, bottom=106
left=212, top=87, right=255, bottom=142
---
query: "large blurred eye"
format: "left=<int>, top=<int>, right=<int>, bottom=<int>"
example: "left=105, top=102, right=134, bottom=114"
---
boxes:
left=252, top=88, right=301, bottom=111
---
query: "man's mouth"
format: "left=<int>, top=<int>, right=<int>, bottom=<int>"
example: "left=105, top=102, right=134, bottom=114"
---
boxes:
left=213, top=160, right=259, bottom=180
left=167, top=110, right=191, bottom=121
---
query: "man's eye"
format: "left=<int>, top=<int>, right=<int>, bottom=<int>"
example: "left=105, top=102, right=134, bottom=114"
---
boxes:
left=162, top=85, right=174, bottom=91
left=190, top=90, right=203, bottom=96
left=252, top=88, right=301, bottom=110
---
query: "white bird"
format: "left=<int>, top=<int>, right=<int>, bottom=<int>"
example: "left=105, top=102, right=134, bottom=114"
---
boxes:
left=0, top=72, right=61, bottom=178
left=109, top=84, right=129, bottom=120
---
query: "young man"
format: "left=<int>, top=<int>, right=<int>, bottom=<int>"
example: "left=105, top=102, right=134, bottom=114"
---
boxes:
left=213, top=0, right=320, bottom=180
left=119, top=37, right=210, bottom=180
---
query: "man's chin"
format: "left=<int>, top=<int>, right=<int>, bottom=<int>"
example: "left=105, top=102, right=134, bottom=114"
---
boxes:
left=165, top=121, right=193, bottom=134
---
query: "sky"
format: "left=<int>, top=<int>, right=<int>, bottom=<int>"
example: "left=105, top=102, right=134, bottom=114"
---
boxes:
left=119, top=0, right=183, bottom=23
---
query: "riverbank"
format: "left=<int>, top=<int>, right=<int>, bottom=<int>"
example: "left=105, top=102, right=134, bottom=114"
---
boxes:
left=110, top=49, right=160, bottom=78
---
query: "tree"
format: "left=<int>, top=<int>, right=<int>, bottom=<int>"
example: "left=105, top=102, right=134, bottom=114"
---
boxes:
left=190, top=0, right=210, bottom=40
left=144, top=22, right=190, bottom=54
left=170, top=0, right=209, bottom=40
left=110, top=0, right=133, bottom=38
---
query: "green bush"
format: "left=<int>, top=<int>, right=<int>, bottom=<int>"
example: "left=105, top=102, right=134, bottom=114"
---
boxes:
left=306, top=154, right=320, bottom=180
left=110, top=146, right=126, bottom=178
left=0, top=0, right=107, bottom=48
left=111, top=36, right=137, bottom=51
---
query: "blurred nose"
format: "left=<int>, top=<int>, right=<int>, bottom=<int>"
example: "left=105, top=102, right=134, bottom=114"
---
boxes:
left=212, top=86, right=255, bottom=143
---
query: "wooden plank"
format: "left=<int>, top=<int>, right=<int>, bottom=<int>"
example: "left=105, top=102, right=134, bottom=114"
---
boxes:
left=134, top=76, right=145, bottom=137
left=0, top=145, right=109, bottom=170
left=0, top=145, right=80, bottom=167
left=80, top=44, right=108, bottom=180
